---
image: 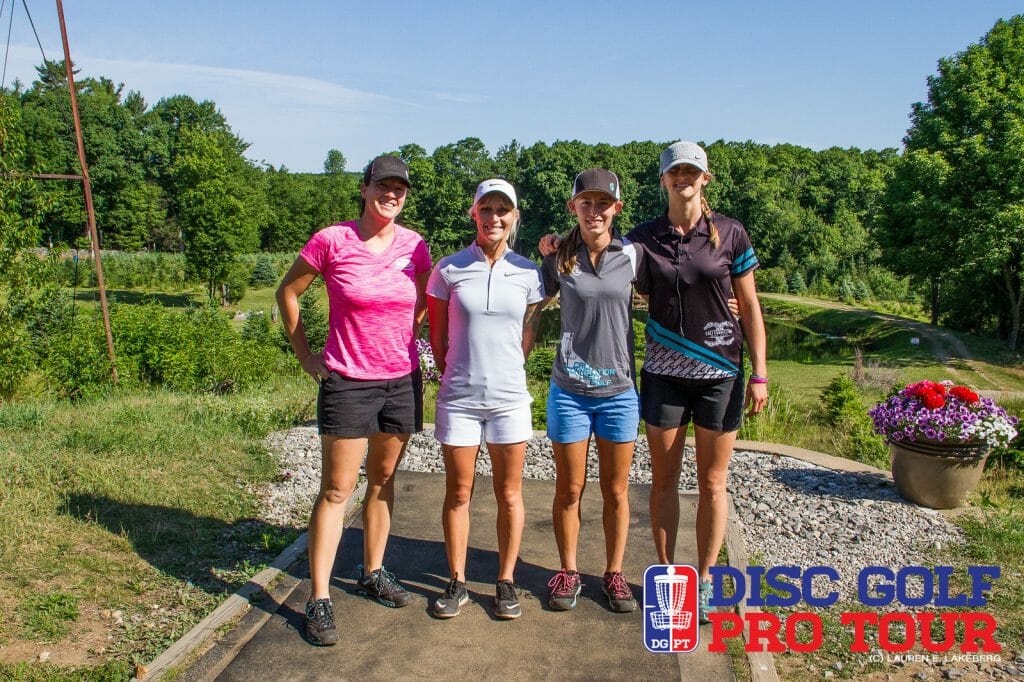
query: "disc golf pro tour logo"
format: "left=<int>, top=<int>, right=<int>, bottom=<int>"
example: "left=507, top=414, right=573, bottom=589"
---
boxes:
left=643, top=565, right=699, bottom=653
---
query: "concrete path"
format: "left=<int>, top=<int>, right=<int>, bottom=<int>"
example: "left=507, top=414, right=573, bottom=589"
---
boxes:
left=185, top=471, right=733, bottom=681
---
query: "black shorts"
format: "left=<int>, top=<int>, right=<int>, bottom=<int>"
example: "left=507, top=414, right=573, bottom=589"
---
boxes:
left=317, top=369, right=423, bottom=437
left=640, top=371, right=743, bottom=432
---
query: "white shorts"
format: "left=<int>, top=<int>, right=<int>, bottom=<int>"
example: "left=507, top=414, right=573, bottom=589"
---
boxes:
left=434, top=401, right=534, bottom=446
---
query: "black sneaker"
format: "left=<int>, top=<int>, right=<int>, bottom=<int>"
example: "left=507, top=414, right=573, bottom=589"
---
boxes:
left=494, top=579, right=522, bottom=619
left=547, top=569, right=582, bottom=611
left=357, top=566, right=414, bottom=608
left=433, top=577, right=468, bottom=619
left=602, top=571, right=637, bottom=613
left=304, top=598, right=339, bottom=646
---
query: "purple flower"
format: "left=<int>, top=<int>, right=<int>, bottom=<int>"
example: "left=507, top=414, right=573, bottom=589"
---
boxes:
left=870, top=380, right=1018, bottom=449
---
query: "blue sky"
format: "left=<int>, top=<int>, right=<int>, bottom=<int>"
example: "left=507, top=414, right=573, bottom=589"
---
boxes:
left=2, top=1, right=1021, bottom=173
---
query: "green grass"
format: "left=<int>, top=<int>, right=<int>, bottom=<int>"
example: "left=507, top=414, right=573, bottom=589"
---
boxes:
left=0, top=660, right=133, bottom=681
left=17, top=592, right=79, bottom=641
left=0, top=373, right=313, bottom=669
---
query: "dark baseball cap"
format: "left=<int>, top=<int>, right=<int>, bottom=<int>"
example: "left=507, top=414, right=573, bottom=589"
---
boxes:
left=571, top=168, right=621, bottom=201
left=363, top=155, right=411, bottom=186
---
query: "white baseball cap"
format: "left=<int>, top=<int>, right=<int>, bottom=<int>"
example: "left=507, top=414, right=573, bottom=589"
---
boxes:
left=473, top=178, right=517, bottom=208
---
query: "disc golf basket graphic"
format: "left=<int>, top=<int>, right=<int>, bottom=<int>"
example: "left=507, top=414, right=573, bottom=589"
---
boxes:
left=650, top=567, right=692, bottom=630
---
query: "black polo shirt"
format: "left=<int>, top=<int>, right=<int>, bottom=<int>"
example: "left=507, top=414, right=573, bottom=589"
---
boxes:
left=628, top=212, right=758, bottom=382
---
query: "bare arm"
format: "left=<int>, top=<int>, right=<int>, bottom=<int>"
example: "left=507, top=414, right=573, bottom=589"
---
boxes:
left=413, top=268, right=430, bottom=339
left=522, top=298, right=550, bottom=359
left=426, top=294, right=449, bottom=377
left=276, top=256, right=330, bottom=382
left=733, top=272, right=768, bottom=416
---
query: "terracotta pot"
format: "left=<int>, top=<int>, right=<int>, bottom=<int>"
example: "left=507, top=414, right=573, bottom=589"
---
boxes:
left=888, top=439, right=990, bottom=509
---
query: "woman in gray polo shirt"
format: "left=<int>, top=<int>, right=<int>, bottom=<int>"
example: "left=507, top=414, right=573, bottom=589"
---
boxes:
left=426, top=179, right=545, bottom=620
left=538, top=169, right=642, bottom=614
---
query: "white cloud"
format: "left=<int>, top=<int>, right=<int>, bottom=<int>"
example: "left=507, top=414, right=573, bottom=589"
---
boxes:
left=4, top=45, right=414, bottom=171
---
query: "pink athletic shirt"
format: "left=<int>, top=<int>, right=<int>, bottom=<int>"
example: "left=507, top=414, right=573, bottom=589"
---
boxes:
left=299, top=221, right=431, bottom=380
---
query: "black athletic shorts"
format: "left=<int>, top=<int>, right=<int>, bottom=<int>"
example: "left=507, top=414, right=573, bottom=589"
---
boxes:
left=317, top=369, right=423, bottom=437
left=640, top=370, right=744, bottom=432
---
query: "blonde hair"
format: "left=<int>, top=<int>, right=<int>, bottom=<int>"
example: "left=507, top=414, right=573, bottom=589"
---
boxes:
left=661, top=171, right=720, bottom=249
left=700, top=192, right=720, bottom=249
left=470, top=192, right=520, bottom=244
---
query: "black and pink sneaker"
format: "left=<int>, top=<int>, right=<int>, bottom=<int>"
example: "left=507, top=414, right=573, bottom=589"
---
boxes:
left=602, top=571, right=637, bottom=613
left=547, top=569, right=582, bottom=611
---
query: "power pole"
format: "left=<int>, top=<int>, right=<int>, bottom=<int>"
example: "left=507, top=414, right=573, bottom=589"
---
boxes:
left=55, top=0, right=118, bottom=383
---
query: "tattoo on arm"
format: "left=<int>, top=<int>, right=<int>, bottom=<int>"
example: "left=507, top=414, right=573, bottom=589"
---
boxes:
left=522, top=302, right=544, bottom=358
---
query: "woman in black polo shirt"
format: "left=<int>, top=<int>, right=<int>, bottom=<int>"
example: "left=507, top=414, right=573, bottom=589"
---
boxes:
left=630, top=141, right=768, bottom=624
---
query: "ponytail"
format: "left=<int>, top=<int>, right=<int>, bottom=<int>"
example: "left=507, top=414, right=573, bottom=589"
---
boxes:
left=557, top=226, right=583, bottom=275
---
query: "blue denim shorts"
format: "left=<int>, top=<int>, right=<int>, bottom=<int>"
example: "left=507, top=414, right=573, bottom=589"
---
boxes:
left=546, top=381, right=640, bottom=444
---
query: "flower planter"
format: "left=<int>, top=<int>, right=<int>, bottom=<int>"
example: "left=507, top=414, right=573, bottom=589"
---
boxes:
left=888, top=439, right=990, bottom=509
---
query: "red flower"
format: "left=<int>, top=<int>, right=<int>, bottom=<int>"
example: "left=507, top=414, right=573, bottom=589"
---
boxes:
left=920, top=391, right=946, bottom=409
left=950, top=386, right=980, bottom=403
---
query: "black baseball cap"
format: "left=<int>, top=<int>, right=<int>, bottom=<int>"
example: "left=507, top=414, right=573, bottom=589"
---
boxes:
left=571, top=168, right=621, bottom=201
left=363, top=155, right=411, bottom=186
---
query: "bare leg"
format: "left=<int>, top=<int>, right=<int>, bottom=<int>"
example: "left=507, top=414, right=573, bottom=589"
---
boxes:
left=361, top=432, right=410, bottom=572
left=309, top=436, right=367, bottom=600
left=489, top=442, right=526, bottom=581
left=551, top=438, right=589, bottom=571
left=693, top=426, right=735, bottom=580
left=647, top=424, right=688, bottom=564
left=441, top=445, right=479, bottom=580
left=595, top=436, right=635, bottom=573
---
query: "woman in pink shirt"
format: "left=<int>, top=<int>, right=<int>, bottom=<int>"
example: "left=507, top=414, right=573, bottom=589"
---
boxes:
left=277, top=155, right=431, bottom=646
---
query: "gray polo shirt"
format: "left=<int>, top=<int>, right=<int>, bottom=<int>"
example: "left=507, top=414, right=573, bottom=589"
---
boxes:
left=541, top=233, right=641, bottom=398
left=428, top=241, right=544, bottom=409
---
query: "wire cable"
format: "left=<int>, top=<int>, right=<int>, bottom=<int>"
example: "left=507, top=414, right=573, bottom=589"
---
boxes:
left=2, top=0, right=14, bottom=87
left=20, top=0, right=47, bottom=65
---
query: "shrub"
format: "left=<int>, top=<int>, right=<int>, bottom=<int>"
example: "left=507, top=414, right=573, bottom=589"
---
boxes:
left=789, top=271, right=807, bottom=295
left=838, top=277, right=856, bottom=303
left=41, top=316, right=117, bottom=400
left=853, top=280, right=872, bottom=302
left=241, top=311, right=274, bottom=346
left=819, top=373, right=887, bottom=467
left=756, top=267, right=788, bottom=293
left=526, top=346, right=555, bottom=381
left=250, top=255, right=279, bottom=287
left=633, top=319, right=646, bottom=360
left=280, top=290, right=328, bottom=354
left=223, top=261, right=250, bottom=305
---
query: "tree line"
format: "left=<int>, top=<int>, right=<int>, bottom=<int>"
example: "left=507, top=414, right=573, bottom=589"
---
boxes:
left=2, top=14, right=1023, bottom=349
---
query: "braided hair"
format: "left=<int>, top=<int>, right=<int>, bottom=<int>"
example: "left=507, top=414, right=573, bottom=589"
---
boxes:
left=699, top=191, right=720, bottom=249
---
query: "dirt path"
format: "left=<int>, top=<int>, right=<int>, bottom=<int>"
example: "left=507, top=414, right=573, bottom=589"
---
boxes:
left=762, top=293, right=1024, bottom=397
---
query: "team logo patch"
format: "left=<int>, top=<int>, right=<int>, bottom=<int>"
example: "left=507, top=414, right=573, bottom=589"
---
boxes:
left=704, top=320, right=734, bottom=348
left=643, top=564, right=699, bottom=653
left=393, top=257, right=415, bottom=271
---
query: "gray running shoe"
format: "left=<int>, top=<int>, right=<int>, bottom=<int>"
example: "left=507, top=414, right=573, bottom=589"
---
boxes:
left=602, top=571, right=637, bottom=613
left=357, top=566, right=414, bottom=608
left=433, top=577, right=468, bottom=619
left=494, top=579, right=522, bottom=619
left=547, top=569, right=582, bottom=611
left=304, top=598, right=339, bottom=646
